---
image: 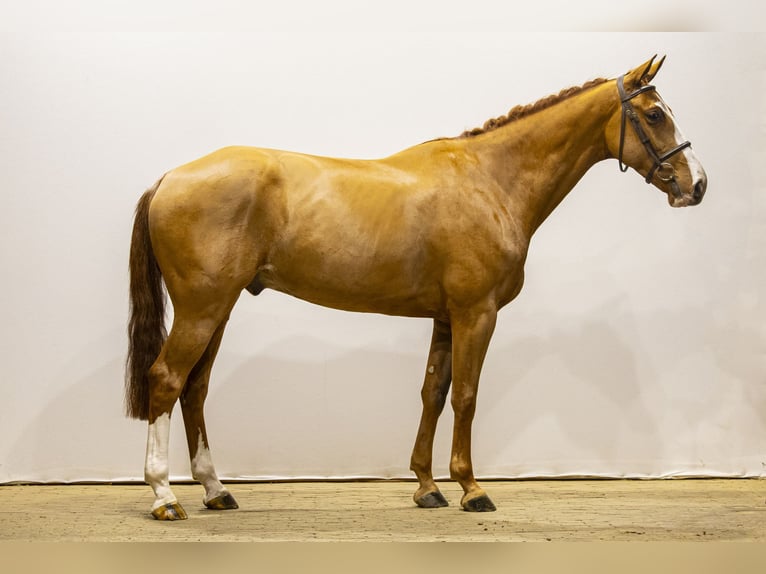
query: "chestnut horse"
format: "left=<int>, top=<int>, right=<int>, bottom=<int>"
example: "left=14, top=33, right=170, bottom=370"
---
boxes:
left=126, top=56, right=707, bottom=520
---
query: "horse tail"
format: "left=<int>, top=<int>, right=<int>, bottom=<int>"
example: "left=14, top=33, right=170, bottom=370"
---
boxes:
left=125, top=177, right=167, bottom=420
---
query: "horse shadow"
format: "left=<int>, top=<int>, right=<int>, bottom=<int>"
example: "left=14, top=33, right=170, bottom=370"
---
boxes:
left=475, top=312, right=659, bottom=477
left=3, top=337, right=148, bottom=483
left=6, top=298, right=761, bottom=484
left=201, top=301, right=670, bottom=480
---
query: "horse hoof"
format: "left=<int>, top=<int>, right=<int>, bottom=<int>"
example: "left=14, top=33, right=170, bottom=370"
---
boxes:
left=415, top=490, right=449, bottom=508
left=205, top=492, right=239, bottom=510
left=461, top=494, right=497, bottom=512
left=151, top=501, right=188, bottom=521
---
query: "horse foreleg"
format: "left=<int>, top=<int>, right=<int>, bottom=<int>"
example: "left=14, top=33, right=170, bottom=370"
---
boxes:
left=410, top=319, right=452, bottom=508
left=180, top=319, right=238, bottom=511
left=448, top=306, right=497, bottom=512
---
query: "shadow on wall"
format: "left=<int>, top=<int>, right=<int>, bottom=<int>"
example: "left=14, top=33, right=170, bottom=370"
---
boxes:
left=203, top=334, right=427, bottom=479
left=5, top=352, right=146, bottom=483
left=476, top=306, right=660, bottom=476
left=477, top=295, right=766, bottom=477
left=3, top=327, right=429, bottom=483
left=7, top=296, right=763, bottom=482
left=203, top=300, right=672, bottom=479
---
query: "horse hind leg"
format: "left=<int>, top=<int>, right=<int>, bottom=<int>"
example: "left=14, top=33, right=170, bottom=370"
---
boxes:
left=180, top=319, right=239, bottom=511
left=144, top=306, right=233, bottom=520
left=410, top=319, right=452, bottom=508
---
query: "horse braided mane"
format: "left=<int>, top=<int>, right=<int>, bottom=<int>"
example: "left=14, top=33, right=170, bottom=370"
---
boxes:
left=459, top=77, right=609, bottom=138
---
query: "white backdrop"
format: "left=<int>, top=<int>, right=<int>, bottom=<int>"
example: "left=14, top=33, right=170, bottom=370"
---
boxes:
left=1, top=2, right=764, bottom=482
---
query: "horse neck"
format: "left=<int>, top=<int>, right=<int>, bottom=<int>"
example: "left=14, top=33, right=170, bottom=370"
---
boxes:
left=470, top=81, right=619, bottom=236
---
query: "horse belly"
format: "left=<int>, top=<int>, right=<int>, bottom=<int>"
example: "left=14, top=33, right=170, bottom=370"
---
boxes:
left=259, top=229, right=441, bottom=317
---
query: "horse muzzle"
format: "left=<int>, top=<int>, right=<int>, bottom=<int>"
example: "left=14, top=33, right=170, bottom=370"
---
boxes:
left=667, top=172, right=707, bottom=208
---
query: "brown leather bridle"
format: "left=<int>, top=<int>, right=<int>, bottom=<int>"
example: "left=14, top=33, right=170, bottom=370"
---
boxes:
left=617, top=75, right=692, bottom=199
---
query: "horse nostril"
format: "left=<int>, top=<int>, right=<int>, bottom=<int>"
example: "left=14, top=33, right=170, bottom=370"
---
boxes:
left=693, top=180, right=706, bottom=202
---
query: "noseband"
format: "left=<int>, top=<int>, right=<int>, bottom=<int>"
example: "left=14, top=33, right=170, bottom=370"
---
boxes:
left=617, top=75, right=691, bottom=198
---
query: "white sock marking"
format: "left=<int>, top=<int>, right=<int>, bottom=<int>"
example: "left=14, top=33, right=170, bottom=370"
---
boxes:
left=191, top=431, right=227, bottom=503
left=144, top=412, right=176, bottom=510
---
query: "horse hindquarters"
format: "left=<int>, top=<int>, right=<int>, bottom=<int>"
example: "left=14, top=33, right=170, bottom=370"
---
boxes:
left=130, top=170, right=262, bottom=519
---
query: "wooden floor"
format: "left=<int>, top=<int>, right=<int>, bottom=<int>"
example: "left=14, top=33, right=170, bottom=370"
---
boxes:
left=0, top=479, right=766, bottom=541
left=1, top=479, right=765, bottom=542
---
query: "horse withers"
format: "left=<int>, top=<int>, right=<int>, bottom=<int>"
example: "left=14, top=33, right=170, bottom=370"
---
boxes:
left=126, top=56, right=706, bottom=520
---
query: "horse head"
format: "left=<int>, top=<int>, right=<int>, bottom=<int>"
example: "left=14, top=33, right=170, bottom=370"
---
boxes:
left=606, top=55, right=707, bottom=207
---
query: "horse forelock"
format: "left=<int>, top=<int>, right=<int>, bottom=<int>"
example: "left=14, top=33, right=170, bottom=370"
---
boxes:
left=459, top=78, right=609, bottom=138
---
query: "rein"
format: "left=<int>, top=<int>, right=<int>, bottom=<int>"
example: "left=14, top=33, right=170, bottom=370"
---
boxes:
left=617, top=75, right=691, bottom=198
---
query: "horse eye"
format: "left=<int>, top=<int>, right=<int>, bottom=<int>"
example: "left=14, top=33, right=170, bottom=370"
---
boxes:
left=645, top=108, right=665, bottom=124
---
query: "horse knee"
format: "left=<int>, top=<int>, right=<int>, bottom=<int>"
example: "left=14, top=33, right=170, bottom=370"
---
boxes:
left=450, top=391, right=477, bottom=418
left=421, top=385, right=449, bottom=410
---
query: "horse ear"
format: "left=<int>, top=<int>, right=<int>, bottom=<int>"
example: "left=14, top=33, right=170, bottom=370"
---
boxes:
left=642, top=54, right=666, bottom=83
left=625, top=55, right=666, bottom=87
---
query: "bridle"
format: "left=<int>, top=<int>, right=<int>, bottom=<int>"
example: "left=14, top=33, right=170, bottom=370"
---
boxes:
left=617, top=74, right=691, bottom=199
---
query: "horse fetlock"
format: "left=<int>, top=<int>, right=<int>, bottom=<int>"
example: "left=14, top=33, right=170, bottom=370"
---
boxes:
left=449, top=457, right=473, bottom=483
